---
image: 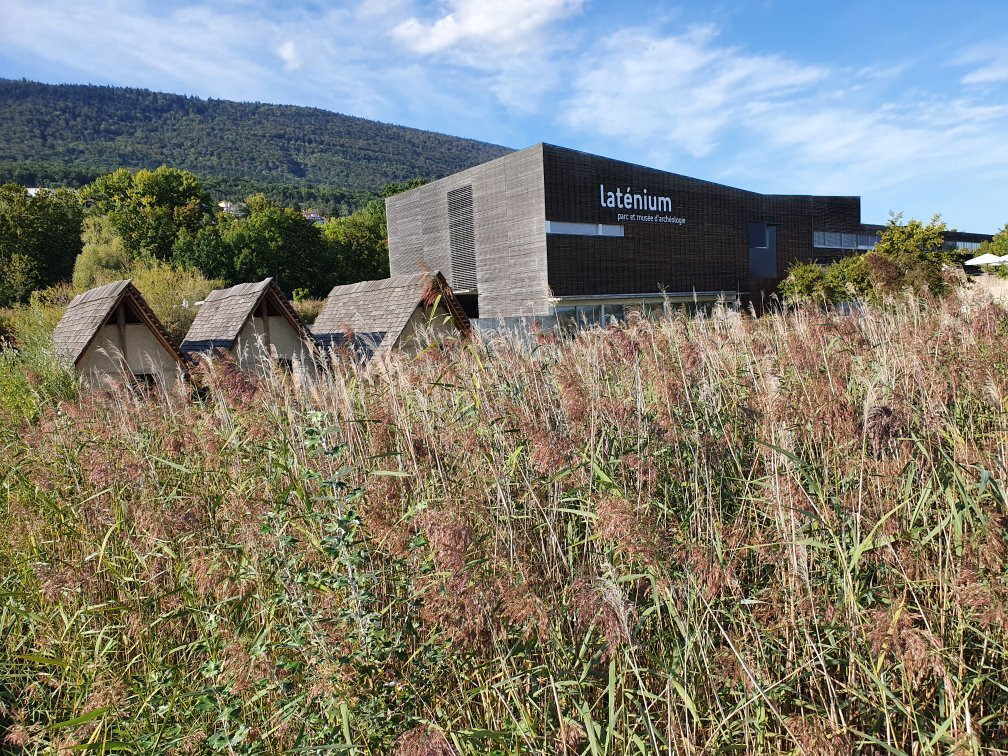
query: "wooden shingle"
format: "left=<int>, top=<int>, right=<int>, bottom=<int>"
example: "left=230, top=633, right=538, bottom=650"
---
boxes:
left=181, top=278, right=311, bottom=354
left=52, top=280, right=184, bottom=369
left=313, top=271, right=470, bottom=358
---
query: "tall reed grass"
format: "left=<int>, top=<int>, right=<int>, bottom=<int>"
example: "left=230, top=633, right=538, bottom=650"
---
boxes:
left=3, top=290, right=1008, bottom=753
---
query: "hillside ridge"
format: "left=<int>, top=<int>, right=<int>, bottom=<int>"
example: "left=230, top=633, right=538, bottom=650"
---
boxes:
left=0, top=78, right=511, bottom=202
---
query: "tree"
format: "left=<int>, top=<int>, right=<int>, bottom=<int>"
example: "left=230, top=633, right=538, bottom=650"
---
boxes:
left=128, top=259, right=224, bottom=342
left=0, top=184, right=83, bottom=306
left=977, top=223, right=1008, bottom=257
left=172, top=194, right=331, bottom=296
left=72, top=215, right=132, bottom=290
left=865, top=212, right=948, bottom=297
left=320, top=198, right=390, bottom=286
left=80, top=166, right=212, bottom=260
left=779, top=254, right=871, bottom=304
left=225, top=196, right=330, bottom=295
left=0, top=253, right=39, bottom=307
left=381, top=178, right=429, bottom=198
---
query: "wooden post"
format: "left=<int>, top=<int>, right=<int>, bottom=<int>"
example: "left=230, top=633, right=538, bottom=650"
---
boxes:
left=116, top=302, right=127, bottom=364
left=260, top=300, right=271, bottom=346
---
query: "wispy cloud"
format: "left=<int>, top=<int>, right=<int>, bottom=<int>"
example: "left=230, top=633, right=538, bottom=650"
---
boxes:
left=554, top=21, right=1008, bottom=227
left=0, top=1, right=1005, bottom=229
left=276, top=41, right=301, bottom=72
left=562, top=25, right=826, bottom=158
left=391, top=0, right=583, bottom=55
left=959, top=43, right=1008, bottom=85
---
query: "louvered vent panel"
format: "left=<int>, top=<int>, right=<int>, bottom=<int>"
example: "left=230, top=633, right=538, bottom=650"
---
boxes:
left=447, top=185, right=477, bottom=290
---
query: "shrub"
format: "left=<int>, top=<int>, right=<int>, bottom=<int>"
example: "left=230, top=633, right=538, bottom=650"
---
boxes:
left=982, top=264, right=1008, bottom=280
left=72, top=215, right=133, bottom=290
left=127, top=259, right=224, bottom=341
left=291, top=297, right=324, bottom=325
left=778, top=261, right=828, bottom=302
left=0, top=252, right=40, bottom=308
left=780, top=254, right=870, bottom=304
left=0, top=306, right=76, bottom=422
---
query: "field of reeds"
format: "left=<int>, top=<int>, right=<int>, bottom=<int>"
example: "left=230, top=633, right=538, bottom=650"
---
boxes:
left=3, top=290, right=1008, bottom=754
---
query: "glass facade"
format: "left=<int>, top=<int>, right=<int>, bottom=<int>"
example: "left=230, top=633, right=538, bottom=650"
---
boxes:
left=813, top=231, right=878, bottom=250
left=815, top=231, right=984, bottom=253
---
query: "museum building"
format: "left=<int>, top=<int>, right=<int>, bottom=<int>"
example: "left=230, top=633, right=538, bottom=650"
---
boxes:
left=385, top=144, right=990, bottom=322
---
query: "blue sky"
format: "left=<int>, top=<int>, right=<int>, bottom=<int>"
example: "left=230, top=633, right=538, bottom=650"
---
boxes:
left=1, top=0, right=1007, bottom=232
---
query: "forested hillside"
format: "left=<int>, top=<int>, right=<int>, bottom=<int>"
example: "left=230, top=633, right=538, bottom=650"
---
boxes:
left=0, top=79, right=510, bottom=207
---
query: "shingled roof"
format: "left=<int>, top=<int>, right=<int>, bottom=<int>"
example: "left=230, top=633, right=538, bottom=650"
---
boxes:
left=313, top=271, right=470, bottom=357
left=52, top=279, right=184, bottom=368
left=180, top=278, right=311, bottom=354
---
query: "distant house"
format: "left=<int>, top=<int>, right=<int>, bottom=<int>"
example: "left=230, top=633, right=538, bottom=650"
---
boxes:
left=52, top=280, right=185, bottom=384
left=180, top=278, right=314, bottom=370
left=217, top=200, right=239, bottom=215
left=303, top=209, right=324, bottom=223
left=313, top=271, right=471, bottom=359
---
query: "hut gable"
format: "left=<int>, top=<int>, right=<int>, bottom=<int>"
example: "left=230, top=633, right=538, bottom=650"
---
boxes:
left=52, top=279, right=184, bottom=379
left=180, top=278, right=312, bottom=361
left=313, top=271, right=470, bottom=357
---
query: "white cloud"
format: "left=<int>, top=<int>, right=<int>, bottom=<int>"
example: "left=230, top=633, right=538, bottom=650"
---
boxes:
left=1, top=1, right=1005, bottom=229
left=958, top=41, right=1008, bottom=85
left=277, top=40, right=301, bottom=72
left=562, top=25, right=825, bottom=157
left=391, top=0, right=583, bottom=55
left=962, top=61, right=1008, bottom=85
left=557, top=22, right=1008, bottom=229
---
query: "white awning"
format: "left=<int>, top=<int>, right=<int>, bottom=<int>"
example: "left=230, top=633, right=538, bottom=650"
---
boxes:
left=964, top=253, right=1006, bottom=266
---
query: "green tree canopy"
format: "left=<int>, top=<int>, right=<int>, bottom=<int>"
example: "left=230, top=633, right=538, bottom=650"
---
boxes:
left=0, top=184, right=83, bottom=306
left=80, top=166, right=212, bottom=260
left=173, top=194, right=331, bottom=296
left=977, top=223, right=1008, bottom=257
left=865, top=212, right=948, bottom=297
left=72, top=215, right=133, bottom=290
left=319, top=198, right=390, bottom=286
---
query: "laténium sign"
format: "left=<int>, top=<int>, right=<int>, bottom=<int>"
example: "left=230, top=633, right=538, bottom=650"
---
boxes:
left=599, top=183, right=686, bottom=225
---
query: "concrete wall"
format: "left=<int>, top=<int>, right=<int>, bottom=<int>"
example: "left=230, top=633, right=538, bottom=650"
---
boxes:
left=78, top=323, right=179, bottom=381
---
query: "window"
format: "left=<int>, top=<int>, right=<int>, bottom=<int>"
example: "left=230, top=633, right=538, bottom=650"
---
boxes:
left=749, top=222, right=777, bottom=279
left=815, top=230, right=879, bottom=250
left=576, top=306, right=601, bottom=326
left=602, top=304, right=626, bottom=324
left=546, top=221, right=624, bottom=237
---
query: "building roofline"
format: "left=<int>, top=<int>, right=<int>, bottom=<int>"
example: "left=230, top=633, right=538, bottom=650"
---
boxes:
left=386, top=141, right=861, bottom=204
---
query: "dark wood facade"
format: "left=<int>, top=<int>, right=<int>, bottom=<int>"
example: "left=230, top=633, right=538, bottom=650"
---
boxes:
left=387, top=144, right=864, bottom=317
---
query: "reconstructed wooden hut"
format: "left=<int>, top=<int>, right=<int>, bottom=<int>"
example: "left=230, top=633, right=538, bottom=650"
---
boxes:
left=312, top=271, right=470, bottom=358
left=180, top=278, right=313, bottom=369
left=52, top=280, right=185, bottom=383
